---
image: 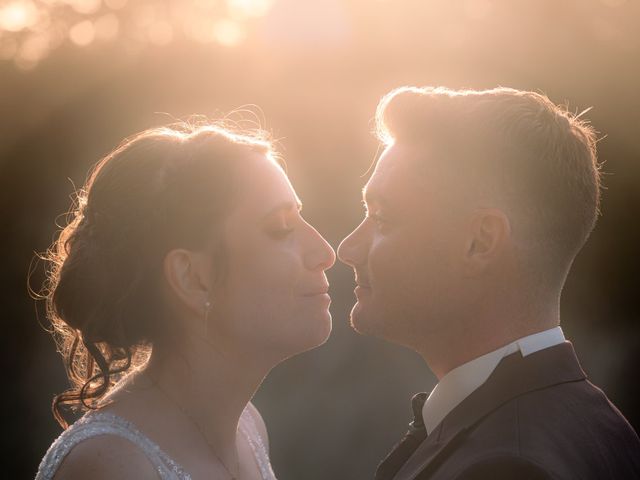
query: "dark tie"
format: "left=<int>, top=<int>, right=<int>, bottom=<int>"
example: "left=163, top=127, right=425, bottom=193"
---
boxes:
left=374, top=392, right=429, bottom=480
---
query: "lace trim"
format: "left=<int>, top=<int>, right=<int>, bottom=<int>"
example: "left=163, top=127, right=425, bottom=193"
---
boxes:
left=36, top=411, right=190, bottom=479
left=36, top=408, right=276, bottom=480
left=239, top=411, right=278, bottom=480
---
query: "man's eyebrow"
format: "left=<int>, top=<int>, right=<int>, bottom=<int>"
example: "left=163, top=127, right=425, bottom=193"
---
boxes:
left=262, top=200, right=303, bottom=219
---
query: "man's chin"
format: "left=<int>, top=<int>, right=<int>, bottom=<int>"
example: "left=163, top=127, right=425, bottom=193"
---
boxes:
left=349, top=302, right=415, bottom=350
left=349, top=302, right=381, bottom=336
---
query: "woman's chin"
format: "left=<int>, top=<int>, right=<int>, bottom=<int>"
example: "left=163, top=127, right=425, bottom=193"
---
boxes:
left=283, top=310, right=333, bottom=358
left=313, top=310, right=333, bottom=346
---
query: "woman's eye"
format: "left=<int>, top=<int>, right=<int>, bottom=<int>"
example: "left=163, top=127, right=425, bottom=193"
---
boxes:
left=269, top=227, right=295, bottom=239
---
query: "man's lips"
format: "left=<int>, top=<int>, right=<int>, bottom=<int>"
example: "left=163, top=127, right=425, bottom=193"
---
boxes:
left=354, top=272, right=371, bottom=297
left=355, top=274, right=371, bottom=288
left=354, top=283, right=371, bottom=299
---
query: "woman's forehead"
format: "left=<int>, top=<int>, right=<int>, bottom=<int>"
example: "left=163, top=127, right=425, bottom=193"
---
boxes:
left=231, top=153, right=300, bottom=217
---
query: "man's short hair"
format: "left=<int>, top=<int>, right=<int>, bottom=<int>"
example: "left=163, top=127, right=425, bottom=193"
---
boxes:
left=375, top=86, right=602, bottom=279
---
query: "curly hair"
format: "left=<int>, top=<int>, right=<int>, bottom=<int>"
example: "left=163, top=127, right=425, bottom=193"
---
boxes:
left=40, top=121, right=277, bottom=428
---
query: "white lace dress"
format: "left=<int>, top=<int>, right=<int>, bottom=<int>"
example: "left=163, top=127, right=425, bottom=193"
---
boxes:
left=36, top=407, right=278, bottom=480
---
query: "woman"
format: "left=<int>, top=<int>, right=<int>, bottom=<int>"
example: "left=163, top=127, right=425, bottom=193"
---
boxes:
left=36, top=122, right=336, bottom=479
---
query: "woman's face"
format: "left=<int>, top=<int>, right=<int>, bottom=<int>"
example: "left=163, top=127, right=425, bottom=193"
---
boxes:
left=209, top=153, right=336, bottom=361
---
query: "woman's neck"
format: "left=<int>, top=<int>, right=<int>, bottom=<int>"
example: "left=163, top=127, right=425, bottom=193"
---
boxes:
left=144, top=331, right=272, bottom=476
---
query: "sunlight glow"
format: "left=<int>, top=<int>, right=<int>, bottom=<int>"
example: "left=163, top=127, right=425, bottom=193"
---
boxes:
left=212, top=18, right=245, bottom=46
left=94, top=13, right=119, bottom=41
left=67, top=0, right=102, bottom=15
left=0, top=0, right=275, bottom=70
left=104, top=0, right=128, bottom=9
left=69, top=20, right=96, bottom=47
left=147, top=21, right=174, bottom=46
left=0, top=37, right=18, bottom=60
left=15, top=32, right=49, bottom=69
left=3, top=0, right=635, bottom=73
left=0, top=1, right=39, bottom=33
left=228, top=0, right=274, bottom=19
left=463, top=0, right=492, bottom=20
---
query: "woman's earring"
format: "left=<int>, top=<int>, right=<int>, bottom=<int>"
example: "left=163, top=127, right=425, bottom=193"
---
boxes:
left=204, top=300, right=212, bottom=337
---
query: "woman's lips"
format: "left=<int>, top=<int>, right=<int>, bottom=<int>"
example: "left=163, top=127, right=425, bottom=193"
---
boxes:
left=302, top=292, right=332, bottom=307
left=302, top=288, right=329, bottom=297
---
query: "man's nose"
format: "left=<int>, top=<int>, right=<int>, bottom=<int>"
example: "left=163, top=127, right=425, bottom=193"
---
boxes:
left=337, top=220, right=368, bottom=267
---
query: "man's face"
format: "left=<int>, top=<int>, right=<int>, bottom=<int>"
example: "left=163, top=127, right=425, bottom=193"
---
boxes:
left=337, top=143, right=467, bottom=348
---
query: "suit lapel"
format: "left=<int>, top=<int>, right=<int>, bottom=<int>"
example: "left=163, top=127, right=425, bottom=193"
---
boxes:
left=392, top=342, right=587, bottom=480
left=391, top=422, right=469, bottom=480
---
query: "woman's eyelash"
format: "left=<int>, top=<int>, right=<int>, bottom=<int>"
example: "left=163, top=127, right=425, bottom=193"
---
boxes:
left=270, top=226, right=295, bottom=239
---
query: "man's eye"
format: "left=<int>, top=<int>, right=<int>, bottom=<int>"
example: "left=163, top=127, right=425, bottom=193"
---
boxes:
left=367, top=212, right=387, bottom=228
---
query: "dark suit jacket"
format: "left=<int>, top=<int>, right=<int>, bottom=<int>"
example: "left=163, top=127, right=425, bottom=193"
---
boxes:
left=375, top=343, right=640, bottom=480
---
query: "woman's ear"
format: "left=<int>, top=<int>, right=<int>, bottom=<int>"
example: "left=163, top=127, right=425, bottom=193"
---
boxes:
left=463, top=208, right=512, bottom=276
left=163, top=249, right=212, bottom=316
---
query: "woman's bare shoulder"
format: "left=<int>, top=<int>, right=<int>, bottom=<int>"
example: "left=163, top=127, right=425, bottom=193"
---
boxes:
left=52, top=434, right=159, bottom=480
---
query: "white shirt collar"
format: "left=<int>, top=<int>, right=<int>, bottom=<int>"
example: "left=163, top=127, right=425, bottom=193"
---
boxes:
left=422, top=326, right=566, bottom=434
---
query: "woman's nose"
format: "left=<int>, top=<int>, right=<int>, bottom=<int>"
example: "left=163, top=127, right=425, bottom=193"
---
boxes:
left=304, top=223, right=336, bottom=272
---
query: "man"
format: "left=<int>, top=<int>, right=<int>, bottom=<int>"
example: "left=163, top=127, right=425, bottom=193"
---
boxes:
left=338, top=87, right=640, bottom=479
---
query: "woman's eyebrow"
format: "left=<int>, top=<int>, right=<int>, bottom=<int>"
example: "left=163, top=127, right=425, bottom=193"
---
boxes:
left=262, top=200, right=303, bottom=219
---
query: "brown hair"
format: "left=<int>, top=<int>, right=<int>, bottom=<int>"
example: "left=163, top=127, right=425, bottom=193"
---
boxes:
left=375, top=86, right=602, bottom=279
left=40, top=122, right=276, bottom=428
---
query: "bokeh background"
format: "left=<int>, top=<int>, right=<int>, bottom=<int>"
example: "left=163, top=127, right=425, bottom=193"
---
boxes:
left=2, top=0, right=639, bottom=478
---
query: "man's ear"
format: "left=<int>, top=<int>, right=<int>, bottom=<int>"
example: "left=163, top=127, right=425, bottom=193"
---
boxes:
left=463, top=208, right=512, bottom=276
left=163, top=249, right=212, bottom=316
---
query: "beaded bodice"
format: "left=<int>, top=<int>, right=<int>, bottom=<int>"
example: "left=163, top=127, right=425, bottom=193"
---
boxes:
left=36, top=408, right=277, bottom=480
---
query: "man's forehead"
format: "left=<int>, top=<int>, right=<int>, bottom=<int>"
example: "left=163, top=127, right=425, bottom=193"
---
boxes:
left=363, top=144, right=419, bottom=204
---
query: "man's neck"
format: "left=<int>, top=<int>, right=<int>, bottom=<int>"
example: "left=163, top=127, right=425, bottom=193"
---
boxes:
left=419, top=309, right=560, bottom=380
